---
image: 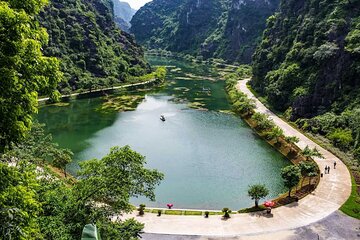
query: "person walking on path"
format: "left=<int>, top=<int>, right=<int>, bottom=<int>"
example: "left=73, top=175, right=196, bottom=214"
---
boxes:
left=334, top=161, right=337, bottom=169
left=328, top=166, right=330, bottom=174
left=325, top=166, right=328, bottom=174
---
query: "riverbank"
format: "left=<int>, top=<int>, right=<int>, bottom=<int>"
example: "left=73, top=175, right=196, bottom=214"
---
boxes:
left=38, top=78, right=162, bottom=103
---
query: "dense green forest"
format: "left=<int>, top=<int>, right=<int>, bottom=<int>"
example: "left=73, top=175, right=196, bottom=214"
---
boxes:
left=130, top=0, right=279, bottom=63
left=39, top=0, right=149, bottom=93
left=251, top=0, right=360, bottom=168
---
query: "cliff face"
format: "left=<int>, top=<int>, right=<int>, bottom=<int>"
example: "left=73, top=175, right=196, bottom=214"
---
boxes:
left=252, top=0, right=360, bottom=118
left=112, top=0, right=136, bottom=32
left=202, top=0, right=279, bottom=63
left=39, top=0, right=148, bottom=91
left=130, top=0, right=279, bottom=63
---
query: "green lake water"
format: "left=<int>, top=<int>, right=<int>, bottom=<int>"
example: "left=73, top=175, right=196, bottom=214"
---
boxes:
left=37, top=56, right=290, bottom=210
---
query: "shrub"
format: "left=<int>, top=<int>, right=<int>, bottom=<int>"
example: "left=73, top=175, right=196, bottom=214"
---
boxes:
left=327, top=128, right=353, bottom=150
left=251, top=112, right=275, bottom=131
left=138, top=204, right=146, bottom=216
left=222, top=208, right=232, bottom=218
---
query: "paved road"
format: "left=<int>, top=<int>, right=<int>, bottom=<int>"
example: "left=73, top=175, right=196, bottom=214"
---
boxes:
left=141, top=211, right=360, bottom=240
left=121, top=79, right=353, bottom=237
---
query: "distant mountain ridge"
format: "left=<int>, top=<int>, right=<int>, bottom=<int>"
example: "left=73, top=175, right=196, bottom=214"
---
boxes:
left=112, top=0, right=137, bottom=32
left=130, top=0, right=279, bottom=63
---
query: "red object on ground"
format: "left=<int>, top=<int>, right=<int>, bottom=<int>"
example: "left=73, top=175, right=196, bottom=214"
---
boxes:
left=264, top=201, right=275, bottom=207
left=167, top=204, right=173, bottom=209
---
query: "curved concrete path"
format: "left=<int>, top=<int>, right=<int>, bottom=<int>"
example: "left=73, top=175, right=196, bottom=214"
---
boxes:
left=122, top=79, right=352, bottom=236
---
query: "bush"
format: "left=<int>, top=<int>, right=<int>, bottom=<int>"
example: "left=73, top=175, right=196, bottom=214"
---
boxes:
left=138, top=204, right=146, bottom=216
left=222, top=208, right=232, bottom=218
left=327, top=128, right=353, bottom=150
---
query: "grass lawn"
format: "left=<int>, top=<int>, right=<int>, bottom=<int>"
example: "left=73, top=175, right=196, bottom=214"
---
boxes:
left=164, top=210, right=183, bottom=215
left=184, top=211, right=203, bottom=215
left=340, top=174, right=360, bottom=219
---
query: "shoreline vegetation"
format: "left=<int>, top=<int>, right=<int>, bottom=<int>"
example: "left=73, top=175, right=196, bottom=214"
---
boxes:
left=245, top=82, right=360, bottom=220
left=38, top=67, right=167, bottom=104
left=226, top=76, right=321, bottom=211
left=146, top=49, right=240, bottom=69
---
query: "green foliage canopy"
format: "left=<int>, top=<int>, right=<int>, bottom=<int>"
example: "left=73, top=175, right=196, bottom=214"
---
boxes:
left=281, top=165, right=301, bottom=197
left=0, top=0, right=62, bottom=151
left=247, top=184, right=269, bottom=207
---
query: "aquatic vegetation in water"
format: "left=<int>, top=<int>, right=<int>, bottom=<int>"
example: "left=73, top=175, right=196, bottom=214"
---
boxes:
left=174, top=87, right=190, bottom=92
left=97, top=95, right=145, bottom=113
left=170, top=96, right=188, bottom=104
left=170, top=68, right=182, bottom=72
left=187, top=101, right=208, bottom=111
left=49, top=102, right=70, bottom=107
left=218, top=110, right=234, bottom=115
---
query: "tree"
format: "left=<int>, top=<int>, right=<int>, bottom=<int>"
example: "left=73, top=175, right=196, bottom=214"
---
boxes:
left=281, top=165, right=301, bottom=197
left=265, top=126, right=284, bottom=143
left=327, top=128, right=353, bottom=150
left=0, top=0, right=62, bottom=151
left=285, top=136, right=300, bottom=145
left=0, top=163, right=41, bottom=239
left=75, top=145, right=164, bottom=216
left=301, top=146, right=323, bottom=160
left=247, top=184, right=269, bottom=208
left=299, top=161, right=317, bottom=188
left=232, top=94, right=256, bottom=116
left=285, top=136, right=300, bottom=154
left=52, top=149, right=73, bottom=177
left=251, top=112, right=275, bottom=131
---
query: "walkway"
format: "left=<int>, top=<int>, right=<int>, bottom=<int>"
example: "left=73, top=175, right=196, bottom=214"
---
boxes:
left=38, top=79, right=157, bottom=102
left=121, top=79, right=353, bottom=237
left=141, top=211, right=359, bottom=240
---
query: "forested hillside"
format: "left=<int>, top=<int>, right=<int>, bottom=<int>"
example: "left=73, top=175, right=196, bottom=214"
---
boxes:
left=252, top=0, right=360, bottom=117
left=131, top=0, right=279, bottom=63
left=39, top=0, right=149, bottom=93
left=252, top=0, right=360, bottom=168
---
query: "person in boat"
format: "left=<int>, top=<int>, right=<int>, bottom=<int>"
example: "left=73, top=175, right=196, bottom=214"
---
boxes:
left=160, top=115, right=165, bottom=121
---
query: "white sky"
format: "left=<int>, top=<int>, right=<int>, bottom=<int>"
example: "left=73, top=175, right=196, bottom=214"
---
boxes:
left=121, top=0, right=153, bottom=10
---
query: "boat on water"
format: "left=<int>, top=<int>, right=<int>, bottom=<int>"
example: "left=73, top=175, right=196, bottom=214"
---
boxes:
left=160, top=115, right=166, bottom=122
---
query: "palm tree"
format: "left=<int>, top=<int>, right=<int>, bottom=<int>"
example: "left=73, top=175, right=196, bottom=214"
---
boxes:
left=252, top=113, right=275, bottom=131
left=265, top=126, right=284, bottom=143
left=285, top=136, right=300, bottom=155
left=302, top=145, right=324, bottom=160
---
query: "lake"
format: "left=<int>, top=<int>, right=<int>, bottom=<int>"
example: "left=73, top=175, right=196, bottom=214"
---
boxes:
left=37, top=56, right=290, bottom=210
